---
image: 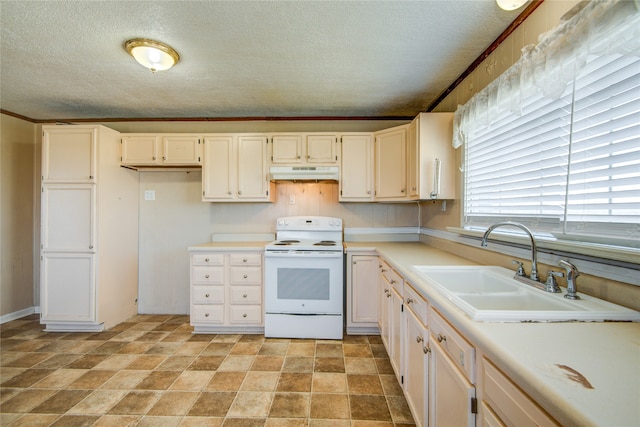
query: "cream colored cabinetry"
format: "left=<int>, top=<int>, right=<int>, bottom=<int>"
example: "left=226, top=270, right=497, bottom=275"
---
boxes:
left=379, top=259, right=404, bottom=379
left=40, top=125, right=138, bottom=332
left=270, top=133, right=339, bottom=164
left=407, top=112, right=456, bottom=200
left=404, top=283, right=430, bottom=427
left=120, top=134, right=202, bottom=167
left=481, top=358, right=559, bottom=426
left=340, top=134, right=374, bottom=202
left=374, top=125, right=409, bottom=200
left=190, top=251, right=264, bottom=333
left=202, top=135, right=274, bottom=202
left=347, top=253, right=379, bottom=334
left=430, top=309, right=476, bottom=427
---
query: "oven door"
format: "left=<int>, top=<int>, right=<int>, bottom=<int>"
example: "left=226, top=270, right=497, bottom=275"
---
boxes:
left=264, top=251, right=343, bottom=315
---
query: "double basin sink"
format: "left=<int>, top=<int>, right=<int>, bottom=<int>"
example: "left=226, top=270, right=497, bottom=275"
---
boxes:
left=410, top=265, right=640, bottom=322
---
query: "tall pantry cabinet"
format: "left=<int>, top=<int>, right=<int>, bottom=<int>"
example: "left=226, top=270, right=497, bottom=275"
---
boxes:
left=40, top=125, right=139, bottom=332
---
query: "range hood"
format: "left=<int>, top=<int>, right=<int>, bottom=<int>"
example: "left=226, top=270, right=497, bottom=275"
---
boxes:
left=269, top=166, right=339, bottom=182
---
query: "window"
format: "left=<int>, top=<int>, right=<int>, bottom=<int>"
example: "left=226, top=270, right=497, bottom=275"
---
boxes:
left=455, top=1, right=640, bottom=251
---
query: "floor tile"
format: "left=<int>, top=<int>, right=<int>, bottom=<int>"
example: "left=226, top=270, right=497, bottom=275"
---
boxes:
left=349, top=395, right=392, bottom=421
left=92, top=414, right=141, bottom=426
left=67, top=389, right=127, bottom=414
left=218, top=355, right=254, bottom=372
left=170, top=370, right=215, bottom=390
left=146, top=391, right=199, bottom=416
left=309, top=393, right=349, bottom=419
left=202, top=343, right=235, bottom=356
left=276, top=373, right=312, bottom=392
left=347, top=374, right=384, bottom=394
left=311, top=372, right=347, bottom=393
left=188, top=391, right=236, bottom=416
left=240, top=371, right=280, bottom=391
left=206, top=371, right=246, bottom=391
left=107, top=390, right=160, bottom=415
left=126, top=354, right=168, bottom=370
left=99, top=370, right=149, bottom=390
left=67, top=370, right=118, bottom=389
left=135, top=370, right=181, bottom=390
left=0, top=388, right=56, bottom=412
left=227, top=391, right=274, bottom=417
left=313, top=357, right=344, bottom=373
left=315, top=344, right=343, bottom=357
left=4, top=413, right=60, bottom=426
left=282, top=357, right=314, bottom=373
left=31, top=368, right=87, bottom=388
left=67, top=354, right=109, bottom=369
left=251, top=355, right=284, bottom=371
left=269, top=392, right=309, bottom=418
left=1, top=368, right=55, bottom=388
left=30, top=389, right=92, bottom=414
left=344, top=357, right=377, bottom=374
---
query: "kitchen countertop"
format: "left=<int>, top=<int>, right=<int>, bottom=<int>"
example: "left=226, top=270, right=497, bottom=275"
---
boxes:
left=188, top=241, right=271, bottom=251
left=346, top=242, right=640, bottom=427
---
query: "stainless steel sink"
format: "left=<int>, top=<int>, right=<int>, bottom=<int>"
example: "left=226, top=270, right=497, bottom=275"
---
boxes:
left=410, top=265, right=640, bottom=322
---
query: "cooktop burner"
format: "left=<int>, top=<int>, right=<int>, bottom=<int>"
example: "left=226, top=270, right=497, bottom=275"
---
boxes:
left=314, top=241, right=337, bottom=246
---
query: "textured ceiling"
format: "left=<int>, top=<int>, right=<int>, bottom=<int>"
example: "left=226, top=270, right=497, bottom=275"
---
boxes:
left=0, top=1, right=523, bottom=121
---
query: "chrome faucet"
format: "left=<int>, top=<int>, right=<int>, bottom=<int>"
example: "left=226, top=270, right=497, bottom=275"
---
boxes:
left=481, top=221, right=540, bottom=282
left=558, top=259, right=580, bottom=300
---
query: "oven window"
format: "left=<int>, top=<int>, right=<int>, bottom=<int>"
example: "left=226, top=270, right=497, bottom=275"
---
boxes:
left=277, top=268, right=330, bottom=300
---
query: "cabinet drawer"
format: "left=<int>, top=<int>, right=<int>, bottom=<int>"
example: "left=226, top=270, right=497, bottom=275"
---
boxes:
left=230, top=286, right=262, bottom=304
left=229, top=305, right=262, bottom=324
left=192, top=286, right=224, bottom=304
left=192, top=267, right=225, bottom=285
left=380, top=261, right=403, bottom=293
left=430, top=309, right=475, bottom=383
left=192, top=253, right=225, bottom=266
left=229, top=267, right=262, bottom=285
left=483, top=358, right=559, bottom=426
left=192, top=305, right=224, bottom=323
left=404, top=282, right=428, bottom=326
left=229, top=253, right=261, bottom=266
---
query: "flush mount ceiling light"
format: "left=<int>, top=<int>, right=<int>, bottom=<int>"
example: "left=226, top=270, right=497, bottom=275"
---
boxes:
left=496, top=0, right=527, bottom=11
left=124, top=38, right=180, bottom=72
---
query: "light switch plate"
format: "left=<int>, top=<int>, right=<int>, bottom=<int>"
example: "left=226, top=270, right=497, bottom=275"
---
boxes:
left=144, top=190, right=155, bottom=201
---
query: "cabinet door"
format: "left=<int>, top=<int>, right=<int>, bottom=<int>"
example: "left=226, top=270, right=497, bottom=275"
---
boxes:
left=416, top=113, right=456, bottom=200
left=375, top=127, right=407, bottom=200
left=42, top=127, right=96, bottom=183
left=379, top=265, right=391, bottom=349
left=271, top=135, right=303, bottom=163
left=340, top=134, right=374, bottom=201
left=202, top=136, right=234, bottom=200
left=237, top=136, right=270, bottom=200
left=41, top=253, right=95, bottom=322
left=162, top=135, right=201, bottom=165
left=430, top=340, right=476, bottom=427
left=407, top=118, right=419, bottom=198
left=350, top=255, right=379, bottom=324
left=41, top=184, right=96, bottom=252
left=389, top=286, right=404, bottom=380
left=307, top=135, right=337, bottom=163
left=121, top=135, right=160, bottom=165
left=405, top=308, right=429, bottom=427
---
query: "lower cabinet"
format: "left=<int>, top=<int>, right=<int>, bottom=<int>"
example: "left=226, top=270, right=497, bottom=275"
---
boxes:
left=347, top=253, right=380, bottom=334
left=189, top=250, right=264, bottom=333
left=404, top=290, right=430, bottom=427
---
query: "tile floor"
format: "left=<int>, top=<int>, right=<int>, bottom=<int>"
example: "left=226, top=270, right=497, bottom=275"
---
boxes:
left=1, top=314, right=416, bottom=426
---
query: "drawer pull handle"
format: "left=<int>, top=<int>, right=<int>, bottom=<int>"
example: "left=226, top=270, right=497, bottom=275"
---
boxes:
left=205, top=293, right=210, bottom=298
left=205, top=258, right=210, bottom=262
left=243, top=293, right=247, bottom=298
left=437, top=334, right=446, bottom=343
left=384, top=288, right=389, bottom=294
left=423, top=345, right=431, bottom=355
left=205, top=313, right=209, bottom=317
left=243, top=274, right=248, bottom=279
left=406, top=297, right=414, bottom=304
left=390, top=279, right=396, bottom=284
left=416, top=336, right=423, bottom=343
left=205, top=274, right=210, bottom=279
left=386, top=293, right=392, bottom=298
left=242, top=313, right=247, bottom=318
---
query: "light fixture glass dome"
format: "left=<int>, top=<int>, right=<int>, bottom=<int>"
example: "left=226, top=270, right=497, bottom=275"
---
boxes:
left=496, top=0, right=527, bottom=11
left=124, top=38, right=180, bottom=72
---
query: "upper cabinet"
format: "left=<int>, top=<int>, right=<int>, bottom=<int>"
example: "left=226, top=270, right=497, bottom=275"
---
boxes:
left=202, top=134, right=274, bottom=202
left=340, top=134, right=374, bottom=202
left=121, top=134, right=202, bottom=168
left=271, top=133, right=339, bottom=165
left=374, top=125, right=408, bottom=201
left=407, top=113, right=455, bottom=200
left=42, top=126, right=97, bottom=183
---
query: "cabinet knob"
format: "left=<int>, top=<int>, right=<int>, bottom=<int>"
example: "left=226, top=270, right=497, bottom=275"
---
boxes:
left=205, top=293, right=210, bottom=298
left=89, top=245, right=93, bottom=249
left=228, top=192, right=232, bottom=195
left=416, top=335, right=423, bottom=343
left=437, top=334, right=446, bottom=343
left=242, top=313, right=247, bottom=318
left=205, top=258, right=210, bottom=262
left=243, top=274, right=248, bottom=279
left=390, top=279, right=396, bottom=284
left=238, top=190, right=242, bottom=195
left=205, top=274, right=210, bottom=279
left=406, top=297, right=414, bottom=304
left=384, top=288, right=389, bottom=295
left=152, top=156, right=156, bottom=161
left=89, top=175, right=94, bottom=180
left=243, top=293, right=247, bottom=298
left=423, top=345, right=431, bottom=355
left=401, top=189, right=406, bottom=193
left=386, top=293, right=392, bottom=298
left=242, top=258, right=248, bottom=263
left=205, top=313, right=210, bottom=317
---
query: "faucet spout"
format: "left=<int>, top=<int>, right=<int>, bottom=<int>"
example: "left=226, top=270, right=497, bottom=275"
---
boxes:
left=481, top=221, right=539, bottom=282
left=559, top=259, right=580, bottom=300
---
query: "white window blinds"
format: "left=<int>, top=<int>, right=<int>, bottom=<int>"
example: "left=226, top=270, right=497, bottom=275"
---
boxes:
left=457, top=0, right=640, bottom=249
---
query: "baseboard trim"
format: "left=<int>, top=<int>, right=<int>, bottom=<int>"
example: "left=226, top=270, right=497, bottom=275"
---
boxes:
left=0, top=306, right=38, bottom=324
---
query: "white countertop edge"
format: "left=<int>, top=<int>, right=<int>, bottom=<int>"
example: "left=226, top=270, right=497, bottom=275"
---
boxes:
left=188, top=241, right=269, bottom=251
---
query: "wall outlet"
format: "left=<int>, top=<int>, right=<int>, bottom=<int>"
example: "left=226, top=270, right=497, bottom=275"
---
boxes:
left=289, top=195, right=296, bottom=205
left=144, top=190, right=155, bottom=201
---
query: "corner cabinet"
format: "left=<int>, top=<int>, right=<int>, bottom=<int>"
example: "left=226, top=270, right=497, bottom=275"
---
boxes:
left=189, top=250, right=264, bottom=333
left=374, top=125, right=409, bottom=201
left=40, top=125, right=139, bottom=332
left=202, top=134, right=275, bottom=202
left=340, top=134, right=374, bottom=202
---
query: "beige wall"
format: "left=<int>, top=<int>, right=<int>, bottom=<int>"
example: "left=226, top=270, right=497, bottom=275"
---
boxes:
left=1, top=114, right=37, bottom=318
